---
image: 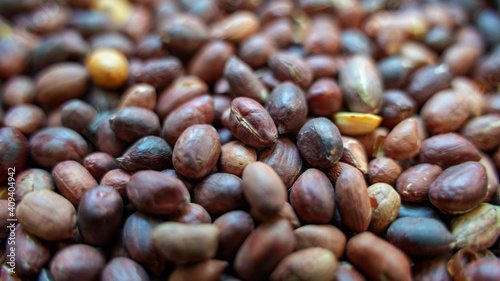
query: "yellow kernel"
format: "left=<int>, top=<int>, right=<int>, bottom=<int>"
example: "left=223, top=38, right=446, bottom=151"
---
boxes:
left=333, top=112, right=383, bottom=136
left=86, top=48, right=129, bottom=89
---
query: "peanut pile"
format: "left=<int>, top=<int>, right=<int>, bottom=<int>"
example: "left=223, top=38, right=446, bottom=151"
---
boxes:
left=0, top=0, right=500, bottom=280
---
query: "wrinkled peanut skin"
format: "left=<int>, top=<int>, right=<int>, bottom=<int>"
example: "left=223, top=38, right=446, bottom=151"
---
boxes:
left=228, top=97, right=278, bottom=147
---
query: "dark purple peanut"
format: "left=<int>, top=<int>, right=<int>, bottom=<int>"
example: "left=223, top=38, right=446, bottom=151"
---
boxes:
left=29, top=127, right=88, bottom=168
left=210, top=11, right=260, bottom=43
left=1, top=76, right=36, bottom=107
left=412, top=255, right=453, bottom=281
left=239, top=35, right=276, bottom=69
left=156, top=75, right=208, bottom=120
left=119, top=83, right=156, bottom=110
left=97, top=116, right=129, bottom=157
left=262, top=18, right=293, bottom=48
left=218, top=141, right=257, bottom=176
left=61, top=99, right=98, bottom=136
left=158, top=13, right=207, bottom=54
left=293, top=224, right=346, bottom=259
left=477, top=8, right=500, bottom=46
left=339, top=55, right=383, bottom=114
left=224, top=56, right=269, bottom=104
left=83, top=152, right=120, bottom=181
left=68, top=10, right=115, bottom=37
left=259, top=0, right=294, bottom=23
left=424, top=25, right=454, bottom=51
left=35, top=62, right=89, bottom=106
left=336, top=164, right=372, bottom=233
left=119, top=136, right=172, bottom=172
left=461, top=258, right=500, bottom=280
left=429, top=161, right=488, bottom=214
left=258, top=137, right=302, bottom=188
left=126, top=170, right=190, bottom=215
left=268, top=52, right=313, bottom=88
left=419, top=133, right=481, bottom=168
left=100, top=169, right=131, bottom=198
left=50, top=244, right=106, bottom=281
left=383, top=118, right=420, bottom=160
left=168, top=203, right=212, bottom=224
left=14, top=168, right=54, bottom=202
left=396, top=163, right=443, bottom=203
left=7, top=225, right=50, bottom=275
left=109, top=107, right=161, bottom=143
left=0, top=38, right=28, bottom=78
left=377, top=56, right=415, bottom=89
left=173, top=124, right=221, bottom=179
left=242, top=161, right=286, bottom=220
left=461, top=114, right=500, bottom=151
left=306, top=78, right=342, bottom=117
left=387, top=217, right=455, bottom=256
left=213, top=95, right=232, bottom=126
left=421, top=90, right=470, bottom=134
left=101, top=257, right=150, bottom=281
left=265, top=82, right=308, bottom=134
left=380, top=90, right=417, bottom=129
left=474, top=47, right=500, bottom=90
left=52, top=160, right=98, bottom=205
left=162, top=95, right=214, bottom=145
left=195, top=173, right=246, bottom=216
left=398, top=202, right=442, bottom=220
left=133, top=57, right=183, bottom=89
left=123, top=212, right=165, bottom=275
left=297, top=117, right=343, bottom=169
left=405, top=64, right=453, bottom=105
left=214, top=210, right=255, bottom=261
left=78, top=186, right=123, bottom=246
left=451, top=77, right=484, bottom=118
left=31, top=29, right=88, bottom=71
left=123, top=6, right=154, bottom=41
left=89, top=33, right=134, bottom=57
left=346, top=232, right=412, bottom=281
left=3, top=104, right=46, bottom=135
left=86, top=87, right=121, bottom=112
left=256, top=68, right=281, bottom=90
left=189, top=40, right=235, bottom=85
left=227, top=97, right=278, bottom=147
left=443, top=44, right=481, bottom=75
left=290, top=168, right=335, bottom=224
left=304, top=15, right=341, bottom=55
left=234, top=219, right=294, bottom=281
left=0, top=127, right=28, bottom=182
left=305, top=55, right=339, bottom=79
left=341, top=29, right=374, bottom=56
left=15, top=3, right=70, bottom=33
left=400, top=42, right=437, bottom=68
left=16, top=190, right=77, bottom=241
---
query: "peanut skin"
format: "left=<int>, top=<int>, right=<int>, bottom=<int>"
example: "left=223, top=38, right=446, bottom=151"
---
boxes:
left=346, top=232, right=412, bottom=281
